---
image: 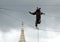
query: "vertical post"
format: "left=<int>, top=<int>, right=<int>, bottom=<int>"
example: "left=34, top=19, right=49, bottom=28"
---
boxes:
left=38, top=29, right=39, bottom=42
left=37, top=27, right=39, bottom=42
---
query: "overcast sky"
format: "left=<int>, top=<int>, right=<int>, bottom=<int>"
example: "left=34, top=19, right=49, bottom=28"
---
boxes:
left=0, top=0, right=60, bottom=42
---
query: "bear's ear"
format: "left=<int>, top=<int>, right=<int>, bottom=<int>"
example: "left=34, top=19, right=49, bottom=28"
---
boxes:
left=39, top=8, right=41, bottom=9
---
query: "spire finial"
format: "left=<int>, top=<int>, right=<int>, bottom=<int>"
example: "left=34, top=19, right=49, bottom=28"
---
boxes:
left=22, top=22, right=24, bottom=27
left=21, top=21, right=24, bottom=30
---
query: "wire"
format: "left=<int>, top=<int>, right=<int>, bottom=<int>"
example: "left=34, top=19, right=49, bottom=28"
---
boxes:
left=38, top=28, right=39, bottom=42
left=3, top=14, right=22, bottom=22
left=36, top=28, right=39, bottom=42
left=45, top=14, right=60, bottom=18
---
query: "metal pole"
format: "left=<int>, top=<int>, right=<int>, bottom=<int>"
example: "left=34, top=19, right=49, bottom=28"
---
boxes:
left=37, top=28, right=39, bottom=42
left=38, top=29, right=39, bottom=42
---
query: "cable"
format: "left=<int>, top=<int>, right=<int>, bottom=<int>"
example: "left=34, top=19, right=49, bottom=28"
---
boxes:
left=45, top=14, right=60, bottom=18
left=3, top=14, right=22, bottom=22
left=5, top=13, right=60, bottom=19
left=36, top=27, right=39, bottom=42
left=38, top=28, right=39, bottom=42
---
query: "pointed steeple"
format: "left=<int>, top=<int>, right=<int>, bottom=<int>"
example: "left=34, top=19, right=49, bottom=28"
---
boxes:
left=19, top=22, right=26, bottom=42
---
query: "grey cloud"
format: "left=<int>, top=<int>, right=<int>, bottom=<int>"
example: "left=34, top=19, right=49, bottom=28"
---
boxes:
left=0, top=0, right=60, bottom=32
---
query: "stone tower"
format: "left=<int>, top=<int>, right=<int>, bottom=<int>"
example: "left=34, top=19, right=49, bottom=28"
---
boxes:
left=19, top=22, right=26, bottom=42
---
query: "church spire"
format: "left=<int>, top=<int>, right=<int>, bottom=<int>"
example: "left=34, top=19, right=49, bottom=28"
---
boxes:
left=19, top=22, right=26, bottom=42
